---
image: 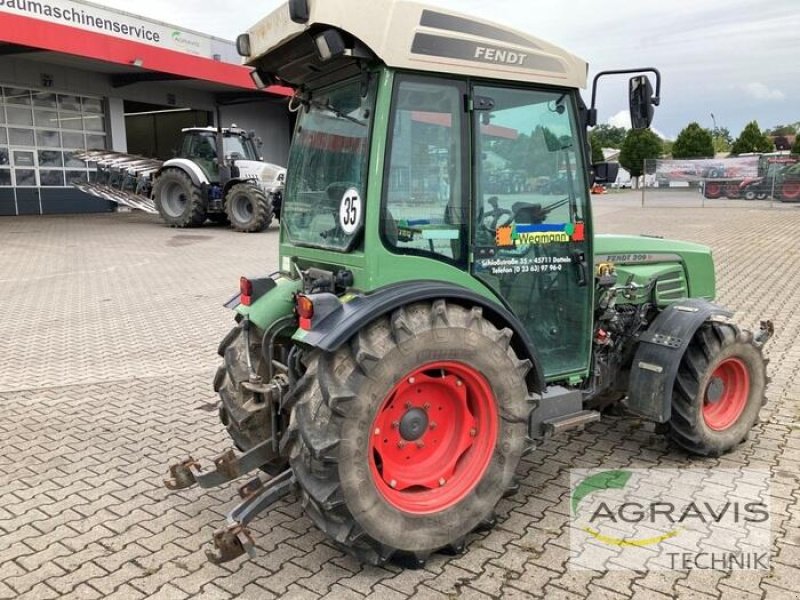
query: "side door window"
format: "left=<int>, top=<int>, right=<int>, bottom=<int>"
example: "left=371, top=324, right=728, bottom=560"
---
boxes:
left=472, top=85, right=592, bottom=378
left=381, top=76, right=467, bottom=265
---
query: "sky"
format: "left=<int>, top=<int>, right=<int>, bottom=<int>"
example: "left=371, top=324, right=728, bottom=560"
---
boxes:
left=93, top=0, right=800, bottom=139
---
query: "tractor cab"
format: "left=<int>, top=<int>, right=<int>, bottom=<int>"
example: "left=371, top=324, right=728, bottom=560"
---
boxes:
left=240, top=0, right=656, bottom=380
left=176, top=127, right=262, bottom=183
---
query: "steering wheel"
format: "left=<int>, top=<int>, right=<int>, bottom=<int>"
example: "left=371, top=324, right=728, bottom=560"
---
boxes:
left=480, top=196, right=513, bottom=233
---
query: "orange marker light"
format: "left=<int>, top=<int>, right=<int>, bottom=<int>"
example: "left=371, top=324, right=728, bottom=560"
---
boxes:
left=296, top=295, right=314, bottom=330
left=240, top=277, right=253, bottom=306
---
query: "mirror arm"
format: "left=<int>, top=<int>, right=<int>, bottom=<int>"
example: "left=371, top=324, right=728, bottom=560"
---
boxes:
left=589, top=67, right=662, bottom=113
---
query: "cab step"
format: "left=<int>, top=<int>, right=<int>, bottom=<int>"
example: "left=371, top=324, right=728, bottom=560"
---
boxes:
left=542, top=410, right=601, bottom=435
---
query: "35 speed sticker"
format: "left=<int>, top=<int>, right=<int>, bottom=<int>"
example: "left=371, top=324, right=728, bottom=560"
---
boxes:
left=339, top=188, right=362, bottom=235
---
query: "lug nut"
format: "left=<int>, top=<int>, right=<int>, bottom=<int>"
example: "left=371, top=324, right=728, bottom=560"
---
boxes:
left=405, top=401, right=412, bottom=409
left=470, top=428, right=477, bottom=437
left=392, top=420, right=400, bottom=429
left=416, top=440, right=425, bottom=448
left=408, top=377, right=415, bottom=384
left=390, top=480, right=397, bottom=488
left=423, top=402, right=431, bottom=410
left=456, top=380, right=463, bottom=387
left=430, top=422, right=437, bottom=430
left=374, top=428, right=381, bottom=436
left=397, top=440, right=407, bottom=449
left=439, top=477, right=446, bottom=486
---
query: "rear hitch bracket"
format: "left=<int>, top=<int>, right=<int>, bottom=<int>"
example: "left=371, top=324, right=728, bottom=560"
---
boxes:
left=205, top=469, right=296, bottom=564
left=163, top=438, right=275, bottom=490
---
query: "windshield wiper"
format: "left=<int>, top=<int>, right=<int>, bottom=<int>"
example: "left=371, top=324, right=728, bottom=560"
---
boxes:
left=308, top=99, right=367, bottom=127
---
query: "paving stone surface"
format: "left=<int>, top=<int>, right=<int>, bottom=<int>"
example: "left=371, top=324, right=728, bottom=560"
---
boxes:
left=1, top=201, right=799, bottom=599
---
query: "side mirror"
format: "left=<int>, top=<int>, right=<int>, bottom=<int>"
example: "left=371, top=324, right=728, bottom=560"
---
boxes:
left=629, top=75, right=655, bottom=129
left=589, top=68, right=661, bottom=128
left=592, top=162, right=620, bottom=185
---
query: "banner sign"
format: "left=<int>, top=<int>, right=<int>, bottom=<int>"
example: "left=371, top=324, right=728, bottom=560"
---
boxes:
left=653, top=157, right=760, bottom=183
left=0, top=0, right=213, bottom=57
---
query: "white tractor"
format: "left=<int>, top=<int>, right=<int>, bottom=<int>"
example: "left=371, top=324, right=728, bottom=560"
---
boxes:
left=76, top=126, right=286, bottom=232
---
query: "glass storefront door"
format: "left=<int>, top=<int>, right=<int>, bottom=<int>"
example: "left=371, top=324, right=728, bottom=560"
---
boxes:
left=0, top=85, right=107, bottom=215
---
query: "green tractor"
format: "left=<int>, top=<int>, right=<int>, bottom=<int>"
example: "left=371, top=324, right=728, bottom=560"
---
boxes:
left=164, top=0, right=773, bottom=567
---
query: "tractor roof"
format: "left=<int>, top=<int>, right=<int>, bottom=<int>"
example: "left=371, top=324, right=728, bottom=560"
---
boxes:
left=243, top=0, right=587, bottom=90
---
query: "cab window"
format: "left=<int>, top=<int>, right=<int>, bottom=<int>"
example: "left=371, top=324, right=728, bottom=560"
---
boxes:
left=381, top=76, right=467, bottom=265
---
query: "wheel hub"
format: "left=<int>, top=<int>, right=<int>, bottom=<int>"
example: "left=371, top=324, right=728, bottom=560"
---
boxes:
left=368, top=361, right=498, bottom=514
left=399, top=407, right=428, bottom=441
left=702, top=357, right=750, bottom=431
left=705, top=376, right=725, bottom=404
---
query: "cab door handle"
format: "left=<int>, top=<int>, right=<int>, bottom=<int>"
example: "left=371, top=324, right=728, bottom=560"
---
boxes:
left=571, top=251, right=588, bottom=287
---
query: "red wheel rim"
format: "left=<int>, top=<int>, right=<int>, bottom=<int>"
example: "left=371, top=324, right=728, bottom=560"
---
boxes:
left=368, top=361, right=498, bottom=514
left=702, top=358, right=750, bottom=431
left=783, top=181, right=800, bottom=199
left=726, top=184, right=741, bottom=198
left=705, top=183, right=721, bottom=198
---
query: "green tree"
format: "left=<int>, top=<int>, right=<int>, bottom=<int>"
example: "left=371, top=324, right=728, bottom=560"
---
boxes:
left=767, top=124, right=798, bottom=136
left=731, top=121, right=774, bottom=155
left=619, top=128, right=663, bottom=185
left=792, top=137, right=800, bottom=155
left=588, top=124, right=627, bottom=149
left=711, top=126, right=733, bottom=154
left=589, top=134, right=604, bottom=163
left=672, top=122, right=715, bottom=158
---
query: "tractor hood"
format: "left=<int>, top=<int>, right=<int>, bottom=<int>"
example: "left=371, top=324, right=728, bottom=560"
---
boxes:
left=235, top=161, right=287, bottom=189
left=594, top=234, right=715, bottom=300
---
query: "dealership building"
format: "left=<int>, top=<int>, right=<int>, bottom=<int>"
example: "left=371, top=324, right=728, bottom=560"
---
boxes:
left=0, top=0, right=292, bottom=216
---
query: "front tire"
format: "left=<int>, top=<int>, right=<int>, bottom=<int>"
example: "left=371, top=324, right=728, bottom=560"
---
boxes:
left=669, top=322, right=767, bottom=456
left=286, top=301, right=532, bottom=565
left=225, top=183, right=273, bottom=232
left=152, top=169, right=207, bottom=227
left=781, top=180, right=800, bottom=201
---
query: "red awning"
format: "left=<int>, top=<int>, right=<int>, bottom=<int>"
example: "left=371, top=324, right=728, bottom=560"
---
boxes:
left=411, top=111, right=518, bottom=140
left=0, top=11, right=291, bottom=96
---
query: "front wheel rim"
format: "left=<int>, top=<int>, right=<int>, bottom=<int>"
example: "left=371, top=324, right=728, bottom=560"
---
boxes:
left=703, top=357, right=750, bottom=431
left=161, top=182, right=188, bottom=217
left=231, top=194, right=255, bottom=224
left=368, top=361, right=498, bottom=515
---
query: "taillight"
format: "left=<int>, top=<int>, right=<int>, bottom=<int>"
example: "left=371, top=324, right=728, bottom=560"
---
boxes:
left=296, top=294, right=314, bottom=330
left=240, top=277, right=253, bottom=306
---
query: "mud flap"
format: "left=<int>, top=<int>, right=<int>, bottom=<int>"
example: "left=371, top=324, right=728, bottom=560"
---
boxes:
left=627, top=299, right=732, bottom=423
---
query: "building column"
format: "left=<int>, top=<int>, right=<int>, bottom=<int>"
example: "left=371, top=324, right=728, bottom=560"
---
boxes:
left=107, top=97, right=127, bottom=152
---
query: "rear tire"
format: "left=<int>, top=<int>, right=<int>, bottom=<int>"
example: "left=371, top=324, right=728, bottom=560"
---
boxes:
left=215, top=325, right=288, bottom=474
left=286, top=301, right=532, bottom=565
left=704, top=182, right=722, bottom=199
left=152, top=169, right=207, bottom=228
left=668, top=322, right=766, bottom=457
left=225, top=183, right=273, bottom=232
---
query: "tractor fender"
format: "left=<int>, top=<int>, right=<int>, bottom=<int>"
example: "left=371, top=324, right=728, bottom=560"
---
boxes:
left=159, top=159, right=210, bottom=187
left=295, top=281, right=546, bottom=392
left=627, top=298, right=732, bottom=423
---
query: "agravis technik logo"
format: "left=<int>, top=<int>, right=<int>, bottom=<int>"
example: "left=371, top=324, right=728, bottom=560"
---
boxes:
left=569, top=468, right=772, bottom=571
